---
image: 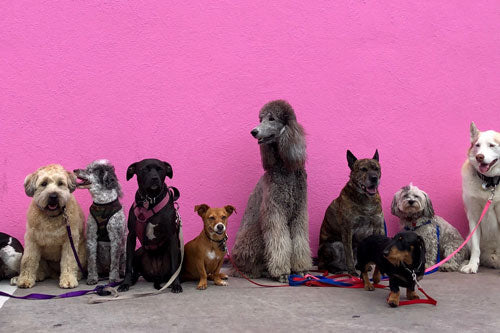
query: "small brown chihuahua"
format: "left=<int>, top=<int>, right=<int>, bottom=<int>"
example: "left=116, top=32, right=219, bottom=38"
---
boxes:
left=182, top=204, right=235, bottom=290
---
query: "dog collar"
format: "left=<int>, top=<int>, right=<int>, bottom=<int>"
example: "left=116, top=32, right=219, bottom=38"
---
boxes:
left=133, top=191, right=170, bottom=223
left=137, top=184, right=167, bottom=208
left=204, top=231, right=228, bottom=252
left=476, top=172, right=500, bottom=190
left=404, top=220, right=432, bottom=231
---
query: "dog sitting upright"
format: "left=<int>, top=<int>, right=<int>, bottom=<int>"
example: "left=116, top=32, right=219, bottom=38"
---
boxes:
left=118, top=159, right=183, bottom=293
left=357, top=231, right=426, bottom=307
left=182, top=204, right=235, bottom=290
left=391, top=183, right=469, bottom=271
left=318, top=150, right=385, bottom=275
left=74, top=160, right=126, bottom=284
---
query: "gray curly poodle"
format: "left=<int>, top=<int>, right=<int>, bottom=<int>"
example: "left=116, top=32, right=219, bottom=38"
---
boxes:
left=230, top=100, right=312, bottom=282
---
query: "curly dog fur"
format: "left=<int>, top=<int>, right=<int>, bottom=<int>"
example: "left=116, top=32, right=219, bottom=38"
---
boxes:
left=230, top=100, right=312, bottom=282
left=391, top=183, right=469, bottom=271
left=74, top=160, right=126, bottom=285
left=15, top=164, right=86, bottom=289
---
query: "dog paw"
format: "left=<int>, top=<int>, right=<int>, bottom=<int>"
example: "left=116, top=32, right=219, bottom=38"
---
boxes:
left=16, top=276, right=35, bottom=289
left=117, top=283, right=130, bottom=292
left=171, top=284, right=183, bottom=293
left=10, top=276, right=18, bottom=286
left=387, top=292, right=400, bottom=308
left=406, top=290, right=420, bottom=300
left=460, top=262, right=479, bottom=274
left=109, top=271, right=121, bottom=283
left=197, top=282, right=207, bottom=290
left=87, top=276, right=99, bottom=285
left=439, top=262, right=459, bottom=272
left=215, top=280, right=228, bottom=286
left=276, top=274, right=289, bottom=283
left=59, top=274, right=78, bottom=289
left=348, top=270, right=359, bottom=277
left=219, top=273, right=229, bottom=280
left=364, top=283, right=375, bottom=291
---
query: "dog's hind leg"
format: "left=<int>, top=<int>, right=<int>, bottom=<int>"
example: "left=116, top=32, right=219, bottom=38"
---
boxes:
left=290, top=207, right=312, bottom=274
left=86, top=216, right=99, bottom=285
left=460, top=202, right=484, bottom=274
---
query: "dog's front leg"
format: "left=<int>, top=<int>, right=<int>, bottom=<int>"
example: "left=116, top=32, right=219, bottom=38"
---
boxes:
left=341, top=228, right=357, bottom=276
left=195, top=260, right=208, bottom=290
left=289, top=207, right=312, bottom=274
left=213, top=260, right=228, bottom=286
left=86, top=216, right=99, bottom=285
left=406, top=284, right=420, bottom=300
left=118, top=214, right=137, bottom=292
left=460, top=204, right=483, bottom=274
left=168, top=238, right=183, bottom=293
left=60, top=237, right=80, bottom=289
left=387, top=278, right=400, bottom=307
left=16, top=237, right=41, bottom=288
left=107, top=213, right=125, bottom=283
left=262, top=208, right=292, bottom=282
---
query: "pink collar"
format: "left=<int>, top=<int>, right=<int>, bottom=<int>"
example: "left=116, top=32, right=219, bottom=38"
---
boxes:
left=133, top=192, right=170, bottom=223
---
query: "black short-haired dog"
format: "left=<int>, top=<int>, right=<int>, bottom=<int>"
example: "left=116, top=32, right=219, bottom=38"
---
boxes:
left=356, top=231, right=426, bottom=307
left=118, top=159, right=183, bottom=293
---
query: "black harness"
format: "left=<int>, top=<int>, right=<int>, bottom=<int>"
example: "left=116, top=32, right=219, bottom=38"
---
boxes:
left=204, top=230, right=228, bottom=252
left=89, top=199, right=123, bottom=242
left=477, top=172, right=500, bottom=189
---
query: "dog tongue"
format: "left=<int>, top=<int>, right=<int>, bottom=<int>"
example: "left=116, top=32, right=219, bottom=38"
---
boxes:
left=366, top=187, right=377, bottom=194
left=479, top=163, right=490, bottom=174
left=48, top=204, right=58, bottom=210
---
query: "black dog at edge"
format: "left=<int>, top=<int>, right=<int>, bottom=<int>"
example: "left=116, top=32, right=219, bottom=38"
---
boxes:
left=356, top=231, right=426, bottom=307
left=118, top=159, right=183, bottom=293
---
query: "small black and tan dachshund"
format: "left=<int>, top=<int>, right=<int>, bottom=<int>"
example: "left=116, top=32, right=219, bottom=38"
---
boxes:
left=356, top=231, right=426, bottom=307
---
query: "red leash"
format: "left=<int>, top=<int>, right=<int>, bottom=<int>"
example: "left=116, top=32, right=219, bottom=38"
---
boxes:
left=227, top=251, right=436, bottom=306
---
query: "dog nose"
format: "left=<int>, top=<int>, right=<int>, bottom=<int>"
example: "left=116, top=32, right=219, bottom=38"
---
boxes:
left=251, top=129, right=259, bottom=138
left=408, top=200, right=415, bottom=205
left=476, top=154, right=485, bottom=163
left=383, top=249, right=389, bottom=257
left=216, top=224, right=224, bottom=231
left=49, top=193, right=58, bottom=199
left=369, top=176, right=378, bottom=183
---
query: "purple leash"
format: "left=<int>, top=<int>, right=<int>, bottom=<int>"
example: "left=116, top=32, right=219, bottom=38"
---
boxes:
left=0, top=207, right=114, bottom=300
left=0, top=282, right=120, bottom=300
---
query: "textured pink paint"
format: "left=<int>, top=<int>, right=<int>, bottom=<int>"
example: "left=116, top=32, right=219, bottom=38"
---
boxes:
left=1, top=2, right=500, bottom=256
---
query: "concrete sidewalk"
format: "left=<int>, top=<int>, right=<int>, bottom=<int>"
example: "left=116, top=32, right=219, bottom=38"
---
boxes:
left=1, top=267, right=499, bottom=332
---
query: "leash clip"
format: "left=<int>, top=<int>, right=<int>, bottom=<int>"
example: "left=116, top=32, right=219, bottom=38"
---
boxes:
left=489, top=186, right=496, bottom=201
left=411, top=270, right=422, bottom=289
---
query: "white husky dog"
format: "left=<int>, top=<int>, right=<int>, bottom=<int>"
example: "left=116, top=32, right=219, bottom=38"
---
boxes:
left=460, top=122, right=500, bottom=274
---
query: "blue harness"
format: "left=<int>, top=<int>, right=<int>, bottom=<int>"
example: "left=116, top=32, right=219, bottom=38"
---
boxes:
left=404, top=220, right=440, bottom=274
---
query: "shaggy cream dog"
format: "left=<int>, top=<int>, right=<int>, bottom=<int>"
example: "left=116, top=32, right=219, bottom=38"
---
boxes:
left=461, top=122, right=500, bottom=274
left=15, top=164, right=86, bottom=288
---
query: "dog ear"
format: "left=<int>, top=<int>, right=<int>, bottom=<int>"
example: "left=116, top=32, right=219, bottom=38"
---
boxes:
left=346, top=150, right=357, bottom=170
left=372, top=149, right=379, bottom=161
left=470, top=122, right=480, bottom=143
left=194, top=204, right=209, bottom=217
left=163, top=161, right=173, bottom=179
left=422, top=192, right=435, bottom=218
left=24, top=172, right=38, bottom=197
left=417, top=235, right=426, bottom=266
left=66, top=171, right=77, bottom=193
left=103, top=169, right=118, bottom=191
left=224, top=205, right=236, bottom=216
left=126, top=162, right=137, bottom=181
left=390, top=192, right=403, bottom=218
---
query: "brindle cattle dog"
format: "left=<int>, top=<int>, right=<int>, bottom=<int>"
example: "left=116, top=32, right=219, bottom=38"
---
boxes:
left=318, top=150, right=385, bottom=275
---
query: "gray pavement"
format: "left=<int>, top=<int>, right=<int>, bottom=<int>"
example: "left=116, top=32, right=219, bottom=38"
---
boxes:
left=1, top=267, right=499, bottom=332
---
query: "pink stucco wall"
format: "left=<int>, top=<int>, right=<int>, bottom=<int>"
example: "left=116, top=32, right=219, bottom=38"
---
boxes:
left=1, top=2, right=500, bottom=255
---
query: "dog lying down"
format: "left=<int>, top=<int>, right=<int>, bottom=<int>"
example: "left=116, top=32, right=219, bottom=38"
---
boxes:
left=356, top=231, right=426, bottom=308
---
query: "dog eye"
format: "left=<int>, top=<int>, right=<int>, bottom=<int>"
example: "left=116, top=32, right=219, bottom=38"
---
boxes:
left=361, top=167, right=368, bottom=172
left=221, top=216, right=226, bottom=220
left=209, top=216, right=215, bottom=220
left=475, top=143, right=480, bottom=147
left=58, top=181, right=64, bottom=186
left=269, top=116, right=274, bottom=121
left=490, top=144, right=496, bottom=148
left=41, top=181, right=47, bottom=187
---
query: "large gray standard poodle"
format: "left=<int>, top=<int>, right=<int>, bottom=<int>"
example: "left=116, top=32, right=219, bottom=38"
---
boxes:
left=230, top=100, right=312, bottom=282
